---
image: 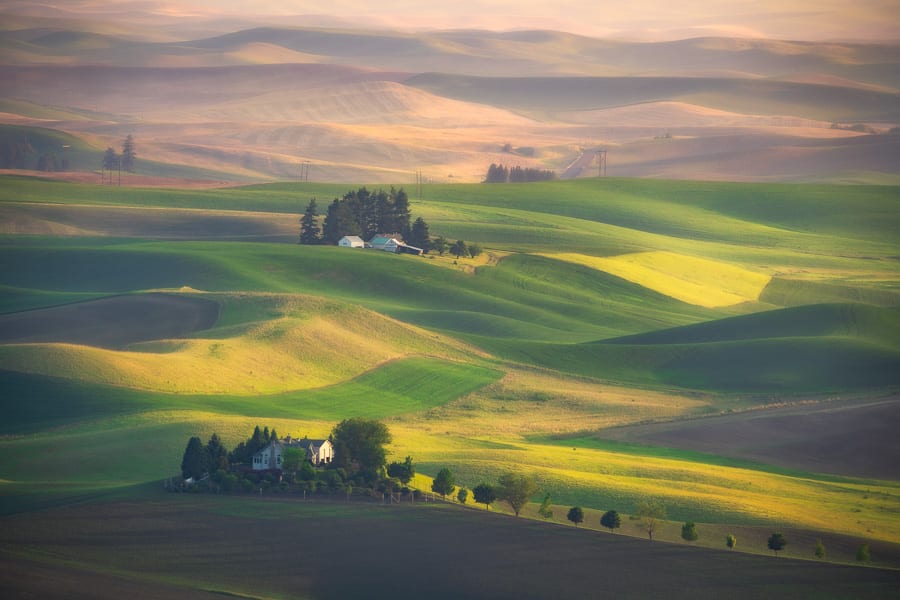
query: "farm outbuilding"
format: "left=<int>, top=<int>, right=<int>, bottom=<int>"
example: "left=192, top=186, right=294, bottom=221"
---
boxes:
left=369, top=236, right=401, bottom=252
left=338, top=236, right=365, bottom=248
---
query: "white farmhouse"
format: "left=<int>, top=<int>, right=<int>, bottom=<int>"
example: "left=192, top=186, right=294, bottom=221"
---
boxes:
left=338, top=235, right=365, bottom=248
left=251, top=437, right=335, bottom=471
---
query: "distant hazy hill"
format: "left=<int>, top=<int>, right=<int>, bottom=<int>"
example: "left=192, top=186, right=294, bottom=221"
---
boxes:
left=0, top=18, right=897, bottom=183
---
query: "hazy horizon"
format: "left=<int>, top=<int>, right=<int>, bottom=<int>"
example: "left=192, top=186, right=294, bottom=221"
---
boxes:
left=3, top=0, right=899, bottom=42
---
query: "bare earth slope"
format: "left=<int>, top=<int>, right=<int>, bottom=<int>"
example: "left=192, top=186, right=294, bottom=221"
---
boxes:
left=0, top=293, right=220, bottom=349
left=601, top=395, right=900, bottom=480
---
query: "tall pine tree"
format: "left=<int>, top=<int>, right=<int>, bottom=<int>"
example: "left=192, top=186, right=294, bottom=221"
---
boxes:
left=299, top=198, right=321, bottom=244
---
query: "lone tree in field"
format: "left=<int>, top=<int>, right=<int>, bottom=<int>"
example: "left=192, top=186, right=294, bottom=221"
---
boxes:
left=681, top=521, right=699, bottom=542
left=538, top=494, right=553, bottom=519
left=726, top=534, right=737, bottom=550
left=635, top=498, right=666, bottom=540
left=121, top=134, right=136, bottom=172
left=431, top=467, right=455, bottom=499
left=387, top=456, right=415, bottom=485
left=473, top=483, right=497, bottom=510
left=601, top=510, right=621, bottom=533
left=331, top=418, right=392, bottom=483
left=567, top=506, right=584, bottom=527
left=299, top=198, right=321, bottom=244
left=768, top=532, right=787, bottom=555
left=181, top=436, right=209, bottom=480
left=498, top=472, right=539, bottom=517
left=815, top=539, right=826, bottom=559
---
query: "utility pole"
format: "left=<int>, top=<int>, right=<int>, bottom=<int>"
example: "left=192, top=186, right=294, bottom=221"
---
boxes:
left=415, top=169, right=423, bottom=201
left=596, top=150, right=607, bottom=177
left=299, top=161, right=311, bottom=182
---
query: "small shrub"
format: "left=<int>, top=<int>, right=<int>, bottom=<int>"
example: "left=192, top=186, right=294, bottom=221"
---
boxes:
left=726, top=534, right=736, bottom=550
left=857, top=543, right=870, bottom=563
left=681, top=521, right=698, bottom=542
left=814, top=539, right=826, bottom=559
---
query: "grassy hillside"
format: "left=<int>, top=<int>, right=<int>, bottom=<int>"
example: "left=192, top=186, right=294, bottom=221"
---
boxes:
left=1, top=176, right=898, bottom=582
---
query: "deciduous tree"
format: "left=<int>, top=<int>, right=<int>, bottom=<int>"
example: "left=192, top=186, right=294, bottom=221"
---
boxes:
left=768, top=532, right=787, bottom=555
left=635, top=498, right=666, bottom=540
left=331, top=418, right=392, bottom=483
left=498, top=472, right=538, bottom=517
left=457, top=487, right=469, bottom=504
left=473, top=483, right=496, bottom=510
left=681, top=521, right=698, bottom=542
left=726, top=534, right=737, bottom=550
left=431, top=467, right=455, bottom=499
left=567, top=506, right=584, bottom=527
left=601, top=510, right=621, bottom=533
left=815, top=539, right=826, bottom=559
left=856, top=543, right=870, bottom=563
left=387, top=456, right=415, bottom=485
left=450, top=239, right=468, bottom=259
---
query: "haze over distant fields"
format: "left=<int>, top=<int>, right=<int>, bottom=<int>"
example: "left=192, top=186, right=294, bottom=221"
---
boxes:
left=0, top=0, right=898, bottom=183
left=3, top=0, right=898, bottom=41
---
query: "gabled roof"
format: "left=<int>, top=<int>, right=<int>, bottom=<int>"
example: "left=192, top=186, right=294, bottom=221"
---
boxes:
left=298, top=438, right=329, bottom=450
left=340, top=236, right=364, bottom=243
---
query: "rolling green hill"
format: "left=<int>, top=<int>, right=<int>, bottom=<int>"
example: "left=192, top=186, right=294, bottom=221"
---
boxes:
left=1, top=176, right=899, bottom=574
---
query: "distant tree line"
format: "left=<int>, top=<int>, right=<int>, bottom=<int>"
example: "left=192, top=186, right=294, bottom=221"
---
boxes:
left=484, top=163, right=555, bottom=183
left=300, top=187, right=433, bottom=252
left=0, top=134, right=69, bottom=172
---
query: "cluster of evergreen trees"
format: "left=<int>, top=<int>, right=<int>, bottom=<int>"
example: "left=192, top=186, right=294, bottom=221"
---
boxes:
left=300, top=186, right=432, bottom=252
left=484, top=163, right=555, bottom=183
left=102, top=134, right=136, bottom=173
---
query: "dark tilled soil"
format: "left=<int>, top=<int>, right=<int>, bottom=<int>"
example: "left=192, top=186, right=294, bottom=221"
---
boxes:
left=1, top=496, right=899, bottom=600
left=0, top=293, right=220, bottom=349
left=602, top=395, right=900, bottom=480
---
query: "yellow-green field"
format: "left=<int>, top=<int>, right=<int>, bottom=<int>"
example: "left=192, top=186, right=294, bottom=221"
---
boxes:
left=545, top=251, right=772, bottom=307
left=1, top=175, right=898, bottom=573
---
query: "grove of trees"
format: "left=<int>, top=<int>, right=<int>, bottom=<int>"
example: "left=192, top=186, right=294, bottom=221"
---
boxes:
left=484, top=163, right=555, bottom=183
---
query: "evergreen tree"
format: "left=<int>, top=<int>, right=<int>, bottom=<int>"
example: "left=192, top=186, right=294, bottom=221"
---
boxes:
left=206, top=433, right=229, bottom=472
left=407, top=217, right=431, bottom=252
left=538, top=494, right=553, bottom=519
left=121, top=134, right=136, bottom=172
left=102, top=147, right=119, bottom=171
left=299, top=198, right=321, bottom=244
left=181, top=436, right=209, bottom=480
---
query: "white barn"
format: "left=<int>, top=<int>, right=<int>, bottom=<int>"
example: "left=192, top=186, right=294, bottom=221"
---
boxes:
left=338, top=235, right=365, bottom=248
left=368, top=236, right=401, bottom=252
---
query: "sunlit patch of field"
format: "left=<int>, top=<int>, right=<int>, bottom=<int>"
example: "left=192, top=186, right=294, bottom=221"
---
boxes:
left=0, top=294, right=478, bottom=394
left=394, top=367, right=708, bottom=437
left=389, top=426, right=900, bottom=543
left=544, top=251, right=772, bottom=307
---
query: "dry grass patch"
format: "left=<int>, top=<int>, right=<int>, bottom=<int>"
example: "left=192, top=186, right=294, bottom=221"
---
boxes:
left=396, top=368, right=707, bottom=438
